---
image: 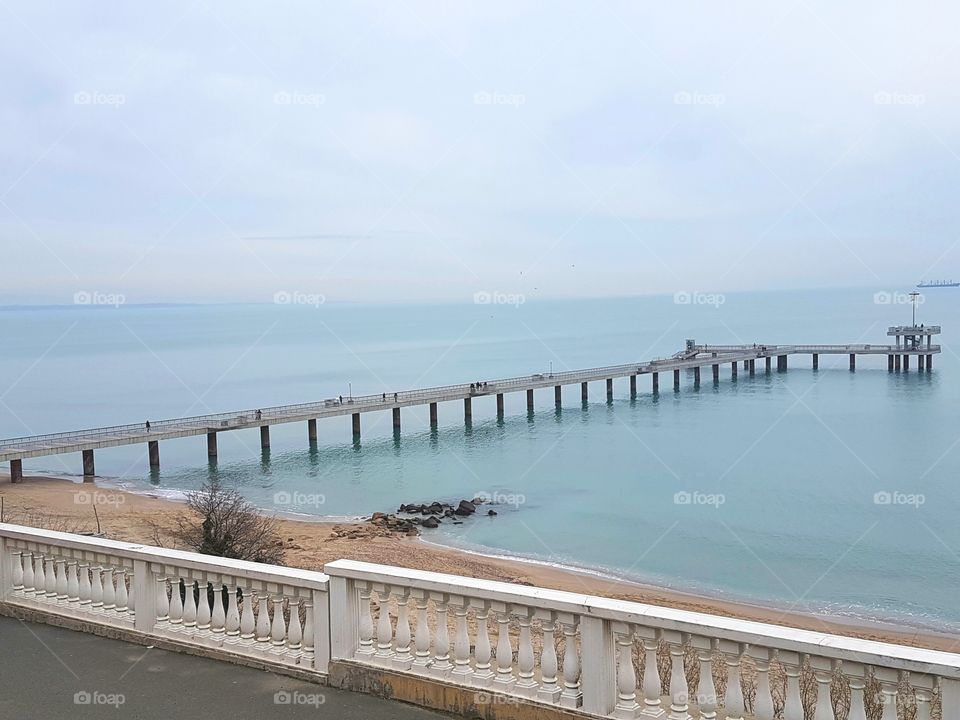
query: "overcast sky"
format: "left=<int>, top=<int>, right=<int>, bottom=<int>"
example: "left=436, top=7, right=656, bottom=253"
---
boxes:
left=2, top=1, right=959, bottom=305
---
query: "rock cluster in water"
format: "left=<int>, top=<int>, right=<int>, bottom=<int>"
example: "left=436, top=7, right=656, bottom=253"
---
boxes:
left=364, top=497, right=498, bottom=536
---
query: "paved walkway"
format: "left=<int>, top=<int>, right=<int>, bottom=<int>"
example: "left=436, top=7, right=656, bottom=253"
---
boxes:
left=0, top=615, right=449, bottom=719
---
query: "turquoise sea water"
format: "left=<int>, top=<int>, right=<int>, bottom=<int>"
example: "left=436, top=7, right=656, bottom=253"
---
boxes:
left=1, top=288, right=958, bottom=632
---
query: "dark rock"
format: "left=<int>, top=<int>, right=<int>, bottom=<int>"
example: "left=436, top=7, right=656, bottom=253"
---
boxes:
left=422, top=516, right=440, bottom=529
left=487, top=509, right=497, bottom=516
left=455, top=500, right=476, bottom=516
left=472, top=497, right=486, bottom=505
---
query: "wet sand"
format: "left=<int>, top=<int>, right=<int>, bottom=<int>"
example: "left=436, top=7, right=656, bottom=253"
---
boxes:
left=1, top=474, right=957, bottom=653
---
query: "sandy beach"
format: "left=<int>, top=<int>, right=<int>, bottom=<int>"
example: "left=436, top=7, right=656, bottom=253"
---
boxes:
left=1, top=473, right=956, bottom=653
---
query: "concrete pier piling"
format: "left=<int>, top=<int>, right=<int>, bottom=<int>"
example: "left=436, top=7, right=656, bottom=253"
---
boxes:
left=430, top=402, right=439, bottom=425
left=580, top=382, right=588, bottom=402
left=652, top=372, right=659, bottom=393
left=919, top=355, right=926, bottom=371
left=464, top=398, right=472, bottom=421
left=694, top=367, right=701, bottom=386
left=606, top=379, right=613, bottom=401
left=712, top=364, right=720, bottom=381
left=495, top=394, right=504, bottom=416
left=555, top=385, right=562, bottom=408
left=749, top=359, right=755, bottom=375
left=629, top=375, right=636, bottom=398
left=927, top=354, right=933, bottom=370
left=849, top=354, right=856, bottom=371
left=82, top=449, right=95, bottom=479
left=207, top=432, right=218, bottom=457
left=148, top=440, right=160, bottom=469
left=904, top=355, right=910, bottom=371
left=731, top=362, right=738, bottom=377
left=260, top=426, right=270, bottom=450
left=527, top=389, right=535, bottom=412
left=673, top=369, right=680, bottom=390
left=777, top=355, right=788, bottom=371
left=765, top=357, right=772, bottom=373
left=352, top=413, right=361, bottom=437
left=10, top=459, right=22, bottom=483
left=895, top=354, right=901, bottom=371
left=813, top=353, right=819, bottom=370
left=308, top=418, right=318, bottom=442
left=392, top=407, right=401, bottom=430
left=888, top=355, right=894, bottom=372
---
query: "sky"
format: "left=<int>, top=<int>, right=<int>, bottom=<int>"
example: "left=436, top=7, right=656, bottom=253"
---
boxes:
left=2, top=1, right=960, bottom=305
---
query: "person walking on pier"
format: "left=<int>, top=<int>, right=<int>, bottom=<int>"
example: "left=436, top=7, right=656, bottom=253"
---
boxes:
left=145, top=421, right=150, bottom=431
left=255, top=409, right=262, bottom=421
left=382, top=393, right=386, bottom=401
left=394, top=392, right=398, bottom=402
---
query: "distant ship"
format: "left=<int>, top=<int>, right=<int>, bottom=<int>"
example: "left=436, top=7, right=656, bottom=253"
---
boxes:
left=917, top=280, right=960, bottom=288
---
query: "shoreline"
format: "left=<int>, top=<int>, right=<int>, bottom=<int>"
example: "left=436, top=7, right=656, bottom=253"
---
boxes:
left=1, top=473, right=958, bottom=652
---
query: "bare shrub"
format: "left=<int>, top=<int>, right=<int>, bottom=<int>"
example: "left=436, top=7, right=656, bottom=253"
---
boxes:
left=167, top=479, right=284, bottom=564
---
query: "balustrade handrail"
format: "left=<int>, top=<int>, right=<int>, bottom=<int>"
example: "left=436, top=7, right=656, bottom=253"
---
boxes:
left=323, top=559, right=960, bottom=678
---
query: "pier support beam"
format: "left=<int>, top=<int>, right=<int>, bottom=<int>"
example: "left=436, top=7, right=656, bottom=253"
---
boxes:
left=629, top=375, right=636, bottom=398
left=148, top=440, right=160, bottom=469
left=749, top=359, right=755, bottom=375
left=82, top=449, right=95, bottom=479
left=10, top=459, right=23, bottom=483
left=652, top=372, right=659, bottom=394
left=712, top=364, right=719, bottom=382
left=207, top=432, right=218, bottom=458
left=464, top=398, right=472, bottom=422
left=673, top=369, right=680, bottom=390
left=731, top=362, right=737, bottom=378
left=527, top=389, right=535, bottom=412
left=919, top=354, right=926, bottom=371
left=352, top=413, right=361, bottom=437
left=606, top=378, right=613, bottom=401
left=765, top=357, right=772, bottom=373
left=308, top=418, right=318, bottom=443
left=777, top=355, right=788, bottom=371
left=580, top=382, right=588, bottom=402
left=903, top=355, right=910, bottom=371
left=495, top=394, right=504, bottom=416
left=927, top=354, right=933, bottom=370
left=693, top=367, right=701, bottom=386
left=849, top=354, right=856, bottom=371
left=430, top=402, right=439, bottom=426
left=894, top=354, right=901, bottom=371
left=392, top=407, right=401, bottom=431
left=259, top=425, right=270, bottom=450
left=888, top=355, right=894, bottom=372
left=555, top=385, right=562, bottom=408
left=813, top=353, right=819, bottom=370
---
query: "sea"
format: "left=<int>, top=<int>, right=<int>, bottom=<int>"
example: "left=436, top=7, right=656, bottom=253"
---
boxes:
left=1, top=287, right=957, bottom=633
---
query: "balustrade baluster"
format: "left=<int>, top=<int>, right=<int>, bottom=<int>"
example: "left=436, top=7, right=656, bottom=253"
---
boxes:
left=639, top=629, right=663, bottom=718
left=286, top=597, right=303, bottom=659
left=78, top=563, right=91, bottom=606
left=270, top=595, right=287, bottom=652
left=538, top=617, right=561, bottom=703
left=451, top=598, right=471, bottom=680
left=915, top=689, right=932, bottom=720
left=196, top=581, right=211, bottom=635
left=667, top=633, right=690, bottom=720
left=559, top=620, right=582, bottom=709
left=301, top=599, right=316, bottom=667
left=240, top=587, right=256, bottom=640
left=33, top=554, right=45, bottom=600
left=358, top=586, right=375, bottom=656
left=375, top=589, right=395, bottom=662
left=413, top=595, right=431, bottom=668
left=493, top=607, right=515, bottom=690
left=516, top=610, right=537, bottom=696
left=55, top=559, right=68, bottom=601
left=613, top=626, right=639, bottom=718
left=182, top=579, right=197, bottom=630
left=210, top=583, right=225, bottom=637
left=723, top=641, right=746, bottom=720
left=90, top=565, right=104, bottom=611
left=877, top=669, right=900, bottom=720
left=101, top=568, right=116, bottom=610
left=224, top=585, right=240, bottom=639
left=430, top=595, right=452, bottom=677
left=781, top=652, right=804, bottom=720
left=472, top=603, right=494, bottom=686
left=255, top=591, right=271, bottom=645
left=811, top=656, right=836, bottom=720
left=155, top=577, right=169, bottom=623
left=12, top=550, right=24, bottom=592
left=748, top=647, right=775, bottom=720
left=695, top=638, right=718, bottom=720
left=66, top=561, right=79, bottom=603
left=43, top=556, right=56, bottom=599
left=115, top=568, right=128, bottom=614
left=21, top=551, right=34, bottom=595
left=393, top=592, right=412, bottom=670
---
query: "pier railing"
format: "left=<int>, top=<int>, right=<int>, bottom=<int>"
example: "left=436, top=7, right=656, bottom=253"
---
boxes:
left=1, top=523, right=957, bottom=719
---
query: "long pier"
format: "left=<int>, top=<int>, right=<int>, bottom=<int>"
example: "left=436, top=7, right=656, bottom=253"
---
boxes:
left=1, top=325, right=940, bottom=482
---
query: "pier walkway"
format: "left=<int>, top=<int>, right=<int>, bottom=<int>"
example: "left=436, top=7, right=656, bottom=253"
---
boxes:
left=0, top=325, right=941, bottom=480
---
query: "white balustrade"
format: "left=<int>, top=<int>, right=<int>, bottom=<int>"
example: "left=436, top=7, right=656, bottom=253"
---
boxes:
left=3, top=525, right=960, bottom=720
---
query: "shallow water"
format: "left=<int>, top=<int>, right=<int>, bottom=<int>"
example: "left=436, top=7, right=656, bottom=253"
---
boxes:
left=1, top=288, right=957, bottom=632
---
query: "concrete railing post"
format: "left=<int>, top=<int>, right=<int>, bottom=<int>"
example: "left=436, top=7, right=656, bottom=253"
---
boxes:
left=313, top=588, right=331, bottom=674
left=579, top=615, right=615, bottom=716
left=0, top=536, right=10, bottom=600
left=328, top=574, right=359, bottom=662
left=133, top=559, right=157, bottom=633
